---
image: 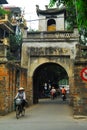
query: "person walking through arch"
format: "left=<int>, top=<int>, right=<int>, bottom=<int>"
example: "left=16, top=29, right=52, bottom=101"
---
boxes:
left=61, top=87, right=66, bottom=101
left=50, top=86, right=56, bottom=99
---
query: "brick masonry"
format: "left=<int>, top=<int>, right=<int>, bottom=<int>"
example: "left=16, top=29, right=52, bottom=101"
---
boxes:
left=73, top=62, right=87, bottom=115
left=0, top=62, right=27, bottom=115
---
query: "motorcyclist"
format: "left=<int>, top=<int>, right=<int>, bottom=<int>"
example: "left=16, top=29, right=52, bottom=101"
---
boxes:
left=61, top=87, right=66, bottom=101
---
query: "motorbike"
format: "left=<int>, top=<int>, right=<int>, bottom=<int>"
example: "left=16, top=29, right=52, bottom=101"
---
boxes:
left=62, top=94, right=66, bottom=101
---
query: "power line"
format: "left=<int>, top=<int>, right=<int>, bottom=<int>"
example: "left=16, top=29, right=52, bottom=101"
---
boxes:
left=26, top=18, right=44, bottom=22
left=26, top=16, right=66, bottom=22
left=26, top=15, right=75, bottom=22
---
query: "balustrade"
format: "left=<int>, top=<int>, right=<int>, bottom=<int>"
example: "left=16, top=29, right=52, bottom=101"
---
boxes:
left=27, top=30, right=79, bottom=40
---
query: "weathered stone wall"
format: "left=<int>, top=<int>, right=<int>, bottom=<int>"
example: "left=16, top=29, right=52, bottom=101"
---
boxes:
left=22, top=42, right=75, bottom=105
left=27, top=77, right=33, bottom=105
left=21, top=30, right=79, bottom=110
left=0, top=44, right=7, bottom=62
left=73, top=61, right=87, bottom=115
left=0, top=63, right=7, bottom=115
left=21, top=29, right=87, bottom=116
left=21, top=42, right=78, bottom=69
left=0, top=62, right=27, bottom=115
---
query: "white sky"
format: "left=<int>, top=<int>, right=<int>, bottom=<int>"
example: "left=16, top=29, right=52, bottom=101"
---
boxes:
left=5, top=0, right=50, bottom=30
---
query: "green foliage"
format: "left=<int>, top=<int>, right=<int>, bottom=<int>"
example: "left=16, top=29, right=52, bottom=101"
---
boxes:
left=49, top=0, right=87, bottom=29
left=7, top=50, right=17, bottom=60
left=0, top=7, right=9, bottom=15
left=49, top=0, right=76, bottom=30
left=76, top=0, right=87, bottom=29
left=7, top=34, right=22, bottom=60
left=65, top=0, right=76, bottom=30
left=49, top=0, right=87, bottom=45
left=9, top=34, right=22, bottom=51
left=49, top=0, right=57, bottom=7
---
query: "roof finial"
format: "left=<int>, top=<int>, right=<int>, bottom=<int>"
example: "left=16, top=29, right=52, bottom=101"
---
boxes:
left=45, top=5, right=48, bottom=10
left=36, top=5, right=39, bottom=10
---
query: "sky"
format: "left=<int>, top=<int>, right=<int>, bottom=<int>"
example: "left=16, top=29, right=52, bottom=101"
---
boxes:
left=5, top=0, right=50, bottom=30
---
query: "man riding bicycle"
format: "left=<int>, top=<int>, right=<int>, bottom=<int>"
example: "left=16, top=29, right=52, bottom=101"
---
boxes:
left=14, top=87, right=26, bottom=109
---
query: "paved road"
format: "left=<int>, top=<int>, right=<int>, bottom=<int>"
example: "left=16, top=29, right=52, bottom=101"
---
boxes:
left=0, top=97, right=87, bottom=130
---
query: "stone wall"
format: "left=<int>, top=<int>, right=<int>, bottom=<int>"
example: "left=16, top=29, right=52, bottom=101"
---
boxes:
left=0, top=62, right=27, bottom=115
left=0, top=63, right=7, bottom=115
left=73, top=61, right=87, bottom=115
left=21, top=29, right=87, bottom=116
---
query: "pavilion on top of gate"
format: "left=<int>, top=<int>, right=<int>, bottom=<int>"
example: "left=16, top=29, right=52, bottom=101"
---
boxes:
left=36, top=5, right=66, bottom=31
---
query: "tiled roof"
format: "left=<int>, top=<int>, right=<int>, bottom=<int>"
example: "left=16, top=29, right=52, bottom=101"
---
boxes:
left=36, top=5, right=66, bottom=16
left=0, top=0, right=8, bottom=4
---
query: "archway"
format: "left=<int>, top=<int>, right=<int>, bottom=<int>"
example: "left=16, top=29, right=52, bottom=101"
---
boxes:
left=33, top=62, right=69, bottom=104
left=47, top=19, right=56, bottom=31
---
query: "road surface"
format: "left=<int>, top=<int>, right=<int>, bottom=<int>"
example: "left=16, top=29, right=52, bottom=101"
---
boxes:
left=0, top=98, right=87, bottom=130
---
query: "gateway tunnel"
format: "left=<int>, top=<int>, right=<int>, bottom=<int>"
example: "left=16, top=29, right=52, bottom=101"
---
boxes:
left=33, top=62, right=69, bottom=104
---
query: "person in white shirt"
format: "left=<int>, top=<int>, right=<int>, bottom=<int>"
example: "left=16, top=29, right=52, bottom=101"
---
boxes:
left=50, top=86, right=56, bottom=99
left=15, top=87, right=26, bottom=108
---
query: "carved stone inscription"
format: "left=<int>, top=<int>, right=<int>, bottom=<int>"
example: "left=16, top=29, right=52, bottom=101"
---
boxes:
left=29, top=47, right=69, bottom=56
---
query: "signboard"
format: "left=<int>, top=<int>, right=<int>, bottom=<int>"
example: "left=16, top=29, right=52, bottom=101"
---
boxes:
left=80, top=68, right=87, bottom=81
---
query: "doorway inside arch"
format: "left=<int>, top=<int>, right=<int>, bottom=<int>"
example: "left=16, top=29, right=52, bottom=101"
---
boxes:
left=33, top=62, right=69, bottom=104
left=47, top=19, right=56, bottom=31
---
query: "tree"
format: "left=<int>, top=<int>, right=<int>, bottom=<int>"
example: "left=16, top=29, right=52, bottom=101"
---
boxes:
left=0, top=7, right=9, bottom=15
left=49, top=0, right=87, bottom=45
left=49, top=0, right=87, bottom=29
left=49, top=0, right=77, bottom=30
left=7, top=33, right=22, bottom=60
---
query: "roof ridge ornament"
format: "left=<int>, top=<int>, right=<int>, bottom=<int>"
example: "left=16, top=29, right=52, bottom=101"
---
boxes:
left=45, top=5, right=48, bottom=10
left=36, top=5, right=39, bottom=10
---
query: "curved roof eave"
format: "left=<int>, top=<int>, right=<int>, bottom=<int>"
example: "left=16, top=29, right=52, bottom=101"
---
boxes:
left=0, top=0, right=8, bottom=4
left=36, top=7, right=66, bottom=16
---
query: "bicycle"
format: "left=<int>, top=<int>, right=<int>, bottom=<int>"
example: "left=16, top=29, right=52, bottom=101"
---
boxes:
left=15, top=98, right=25, bottom=119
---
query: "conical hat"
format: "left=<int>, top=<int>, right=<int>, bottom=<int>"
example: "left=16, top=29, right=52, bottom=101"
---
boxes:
left=18, top=87, right=24, bottom=91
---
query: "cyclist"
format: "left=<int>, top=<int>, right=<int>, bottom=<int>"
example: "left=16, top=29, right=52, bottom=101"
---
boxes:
left=15, top=87, right=26, bottom=109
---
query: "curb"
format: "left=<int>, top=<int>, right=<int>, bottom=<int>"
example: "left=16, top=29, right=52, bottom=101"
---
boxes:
left=73, top=115, right=87, bottom=119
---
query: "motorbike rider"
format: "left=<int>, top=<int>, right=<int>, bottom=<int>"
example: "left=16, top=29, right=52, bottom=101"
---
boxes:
left=61, top=87, right=66, bottom=101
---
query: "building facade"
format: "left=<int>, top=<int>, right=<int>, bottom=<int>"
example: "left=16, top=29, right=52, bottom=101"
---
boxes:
left=0, top=3, right=28, bottom=115
left=21, top=5, right=87, bottom=116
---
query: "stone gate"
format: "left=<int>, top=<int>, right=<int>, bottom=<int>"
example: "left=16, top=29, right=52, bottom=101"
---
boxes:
left=21, top=6, right=87, bottom=116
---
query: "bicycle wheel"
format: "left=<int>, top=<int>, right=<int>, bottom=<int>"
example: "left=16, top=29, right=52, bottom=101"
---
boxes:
left=22, top=108, right=25, bottom=116
left=16, top=106, right=20, bottom=119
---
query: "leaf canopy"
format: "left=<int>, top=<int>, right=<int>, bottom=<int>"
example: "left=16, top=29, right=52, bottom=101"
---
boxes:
left=49, top=0, right=87, bottom=29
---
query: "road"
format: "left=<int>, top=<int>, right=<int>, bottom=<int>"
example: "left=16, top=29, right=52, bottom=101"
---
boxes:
left=0, top=97, right=87, bottom=130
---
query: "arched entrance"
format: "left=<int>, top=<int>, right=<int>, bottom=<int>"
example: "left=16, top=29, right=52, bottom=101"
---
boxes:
left=47, top=19, right=56, bottom=31
left=33, top=62, right=69, bottom=104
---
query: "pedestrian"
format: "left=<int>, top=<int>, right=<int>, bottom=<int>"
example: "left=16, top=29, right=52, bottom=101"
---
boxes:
left=50, top=86, right=56, bottom=99
left=61, top=87, right=66, bottom=101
